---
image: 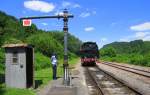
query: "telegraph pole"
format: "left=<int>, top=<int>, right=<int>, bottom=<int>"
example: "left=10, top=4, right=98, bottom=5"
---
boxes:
left=20, top=9, right=73, bottom=86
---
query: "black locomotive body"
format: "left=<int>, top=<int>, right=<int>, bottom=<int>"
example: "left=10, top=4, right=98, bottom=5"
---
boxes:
left=80, top=42, right=99, bottom=66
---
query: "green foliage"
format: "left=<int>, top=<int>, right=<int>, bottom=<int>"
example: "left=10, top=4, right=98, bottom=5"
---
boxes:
left=144, top=53, right=150, bottom=67
left=4, top=38, right=23, bottom=44
left=0, top=88, right=35, bottom=95
left=68, top=33, right=82, bottom=54
left=35, top=57, right=79, bottom=86
left=0, top=10, right=82, bottom=73
left=0, top=48, right=4, bottom=63
left=100, top=54, right=129, bottom=63
left=0, top=9, right=81, bottom=94
left=102, top=42, right=131, bottom=54
left=100, top=40, right=150, bottom=67
left=68, top=52, right=77, bottom=60
left=129, top=54, right=149, bottom=66
left=102, top=40, right=145, bottom=54
left=34, top=52, right=50, bottom=70
left=27, top=33, right=63, bottom=58
left=0, top=48, right=5, bottom=74
left=24, top=24, right=37, bottom=33
left=0, top=11, right=81, bottom=57
left=35, top=68, right=52, bottom=85
left=100, top=47, right=116, bottom=57
left=49, top=31, right=82, bottom=55
left=130, top=40, right=144, bottom=53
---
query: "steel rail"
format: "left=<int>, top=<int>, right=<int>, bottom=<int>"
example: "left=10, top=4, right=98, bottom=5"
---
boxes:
left=95, top=65, right=142, bottom=95
left=101, top=62, right=150, bottom=78
left=105, top=62, right=150, bottom=73
left=86, top=67, right=104, bottom=95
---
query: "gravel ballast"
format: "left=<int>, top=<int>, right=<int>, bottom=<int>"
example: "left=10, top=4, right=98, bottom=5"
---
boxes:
left=97, top=63, right=150, bottom=95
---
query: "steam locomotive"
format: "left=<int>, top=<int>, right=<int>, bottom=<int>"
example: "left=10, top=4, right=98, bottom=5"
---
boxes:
left=80, top=42, right=99, bottom=66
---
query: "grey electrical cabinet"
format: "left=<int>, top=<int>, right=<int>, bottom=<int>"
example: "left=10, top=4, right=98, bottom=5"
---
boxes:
left=3, top=44, right=34, bottom=88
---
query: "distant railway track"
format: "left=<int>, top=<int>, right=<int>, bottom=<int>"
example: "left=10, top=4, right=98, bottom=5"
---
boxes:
left=101, top=62, right=150, bottom=78
left=86, top=65, right=142, bottom=95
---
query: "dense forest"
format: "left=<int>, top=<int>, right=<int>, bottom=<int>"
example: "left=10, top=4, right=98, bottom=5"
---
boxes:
left=0, top=11, right=82, bottom=73
left=100, top=40, right=150, bottom=67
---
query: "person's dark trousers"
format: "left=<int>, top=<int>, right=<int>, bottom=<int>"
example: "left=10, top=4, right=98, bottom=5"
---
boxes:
left=52, top=65, right=57, bottom=80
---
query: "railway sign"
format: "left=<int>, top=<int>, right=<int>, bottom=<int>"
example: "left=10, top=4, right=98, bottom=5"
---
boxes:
left=22, top=19, right=32, bottom=26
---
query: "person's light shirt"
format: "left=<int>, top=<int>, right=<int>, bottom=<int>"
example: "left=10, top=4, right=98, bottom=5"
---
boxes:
left=51, top=55, right=57, bottom=65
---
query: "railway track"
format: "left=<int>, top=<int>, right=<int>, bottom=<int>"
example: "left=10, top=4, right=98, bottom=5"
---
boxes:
left=101, top=62, right=150, bottom=78
left=85, top=65, right=142, bottom=95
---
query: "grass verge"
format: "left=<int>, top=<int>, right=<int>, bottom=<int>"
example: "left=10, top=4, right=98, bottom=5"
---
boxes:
left=100, top=54, right=150, bottom=67
left=34, top=57, right=79, bottom=87
left=0, top=56, right=79, bottom=95
left=0, top=87, right=35, bottom=95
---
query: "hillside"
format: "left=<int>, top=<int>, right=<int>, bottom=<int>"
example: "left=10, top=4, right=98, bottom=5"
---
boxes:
left=102, top=40, right=150, bottom=55
left=100, top=40, right=150, bottom=67
left=0, top=11, right=82, bottom=72
left=0, top=10, right=82, bottom=95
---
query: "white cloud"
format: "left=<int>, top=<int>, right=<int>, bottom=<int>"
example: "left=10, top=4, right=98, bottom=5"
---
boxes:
left=62, top=1, right=71, bottom=8
left=143, top=36, right=150, bottom=41
left=137, top=32, right=150, bottom=41
left=73, top=4, right=81, bottom=8
left=79, top=12, right=91, bottom=18
left=135, top=32, right=149, bottom=39
left=120, top=32, right=150, bottom=42
left=101, top=38, right=108, bottom=42
left=130, top=22, right=150, bottom=31
left=41, top=23, right=48, bottom=26
left=119, top=38, right=130, bottom=42
left=54, top=11, right=64, bottom=16
left=24, top=0, right=55, bottom=13
left=62, top=1, right=80, bottom=8
left=84, top=27, right=95, bottom=32
left=79, top=10, right=96, bottom=18
left=121, top=22, right=150, bottom=42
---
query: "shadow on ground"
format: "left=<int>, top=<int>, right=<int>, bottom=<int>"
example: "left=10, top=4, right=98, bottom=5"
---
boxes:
left=0, top=74, right=5, bottom=95
left=0, top=88, right=5, bottom=95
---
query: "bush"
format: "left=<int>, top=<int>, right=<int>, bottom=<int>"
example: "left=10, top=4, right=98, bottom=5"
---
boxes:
left=0, top=48, right=5, bottom=74
left=100, top=47, right=116, bottom=57
left=4, top=37, right=23, bottom=44
left=129, top=54, right=148, bottom=66
left=143, top=53, right=150, bottom=67
left=35, top=52, right=50, bottom=70
left=50, top=31, right=82, bottom=55
left=26, top=33, right=63, bottom=58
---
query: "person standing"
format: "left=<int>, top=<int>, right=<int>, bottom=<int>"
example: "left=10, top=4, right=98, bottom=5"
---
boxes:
left=51, top=53, right=57, bottom=80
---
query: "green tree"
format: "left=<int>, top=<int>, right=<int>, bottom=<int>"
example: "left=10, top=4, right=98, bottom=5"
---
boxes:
left=49, top=31, right=82, bottom=55
left=100, top=47, right=116, bottom=57
left=27, top=33, right=63, bottom=58
left=130, top=40, right=144, bottom=53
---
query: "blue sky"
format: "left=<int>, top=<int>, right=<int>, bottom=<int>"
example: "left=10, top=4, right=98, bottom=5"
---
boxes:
left=0, top=0, right=150, bottom=48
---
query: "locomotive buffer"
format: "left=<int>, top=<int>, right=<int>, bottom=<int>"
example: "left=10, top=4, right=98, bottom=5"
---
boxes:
left=20, top=9, right=74, bottom=86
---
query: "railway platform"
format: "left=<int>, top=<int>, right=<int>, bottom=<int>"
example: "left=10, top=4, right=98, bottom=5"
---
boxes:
left=37, top=78, right=77, bottom=95
left=37, top=63, right=89, bottom=95
left=46, top=78, right=77, bottom=95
